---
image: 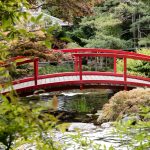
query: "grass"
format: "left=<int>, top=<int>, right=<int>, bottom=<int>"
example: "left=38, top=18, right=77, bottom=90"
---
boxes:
left=67, top=97, right=91, bottom=113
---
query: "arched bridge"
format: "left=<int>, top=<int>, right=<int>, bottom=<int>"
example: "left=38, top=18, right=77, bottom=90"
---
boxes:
left=2, top=48, right=150, bottom=95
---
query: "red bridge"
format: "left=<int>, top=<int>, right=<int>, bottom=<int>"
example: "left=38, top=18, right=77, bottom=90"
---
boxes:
left=3, top=48, right=150, bottom=95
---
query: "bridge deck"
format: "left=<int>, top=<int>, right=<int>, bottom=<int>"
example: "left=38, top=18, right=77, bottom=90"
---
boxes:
left=10, top=74, right=150, bottom=92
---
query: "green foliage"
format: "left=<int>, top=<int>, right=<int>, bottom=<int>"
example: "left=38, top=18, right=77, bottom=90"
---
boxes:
left=70, top=0, right=150, bottom=49
left=139, top=34, right=150, bottom=47
left=66, top=42, right=81, bottom=48
left=39, top=63, right=73, bottom=75
left=114, top=0, right=150, bottom=47
left=0, top=1, right=64, bottom=149
left=117, top=48, right=150, bottom=77
left=0, top=93, right=63, bottom=150
left=68, top=97, right=91, bottom=113
left=70, top=0, right=131, bottom=49
left=115, top=106, right=150, bottom=150
left=69, top=131, right=115, bottom=150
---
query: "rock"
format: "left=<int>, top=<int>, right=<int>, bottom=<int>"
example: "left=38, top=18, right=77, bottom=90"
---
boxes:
left=121, top=115, right=140, bottom=125
left=33, top=89, right=45, bottom=95
left=86, top=114, right=93, bottom=117
left=95, top=110, right=102, bottom=116
left=68, top=123, right=96, bottom=131
left=101, top=122, right=113, bottom=128
left=96, top=111, right=106, bottom=124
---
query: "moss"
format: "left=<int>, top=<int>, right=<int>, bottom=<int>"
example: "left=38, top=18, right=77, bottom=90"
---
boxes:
left=97, top=88, right=150, bottom=124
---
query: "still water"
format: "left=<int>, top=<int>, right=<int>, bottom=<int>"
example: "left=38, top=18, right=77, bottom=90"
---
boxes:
left=19, top=89, right=129, bottom=150
left=37, top=89, right=113, bottom=113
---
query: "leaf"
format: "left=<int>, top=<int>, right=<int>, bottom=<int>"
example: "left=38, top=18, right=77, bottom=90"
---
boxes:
left=44, top=40, right=52, bottom=49
left=35, top=13, right=43, bottom=23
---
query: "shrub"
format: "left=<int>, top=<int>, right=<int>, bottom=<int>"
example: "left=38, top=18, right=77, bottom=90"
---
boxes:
left=117, top=48, right=150, bottom=77
left=97, top=88, right=150, bottom=124
left=0, top=93, right=62, bottom=150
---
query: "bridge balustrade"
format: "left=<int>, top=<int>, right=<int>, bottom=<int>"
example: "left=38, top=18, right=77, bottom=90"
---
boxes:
left=2, top=48, right=150, bottom=95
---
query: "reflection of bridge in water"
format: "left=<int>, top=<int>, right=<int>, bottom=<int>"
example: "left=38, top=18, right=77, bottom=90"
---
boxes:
left=3, top=48, right=150, bottom=96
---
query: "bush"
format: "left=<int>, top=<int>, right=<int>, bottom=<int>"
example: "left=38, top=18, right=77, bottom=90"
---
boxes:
left=39, top=63, right=73, bottom=75
left=117, top=48, right=150, bottom=77
left=0, top=93, right=62, bottom=150
left=97, top=88, right=150, bottom=124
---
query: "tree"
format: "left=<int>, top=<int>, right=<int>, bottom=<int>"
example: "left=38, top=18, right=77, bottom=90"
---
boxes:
left=70, top=0, right=131, bottom=49
left=0, top=1, right=61, bottom=149
left=69, top=0, right=150, bottom=49
left=29, top=0, right=102, bottom=21
left=114, top=0, right=150, bottom=47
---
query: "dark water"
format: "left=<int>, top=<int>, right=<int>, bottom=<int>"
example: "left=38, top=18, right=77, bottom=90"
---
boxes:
left=38, top=89, right=113, bottom=113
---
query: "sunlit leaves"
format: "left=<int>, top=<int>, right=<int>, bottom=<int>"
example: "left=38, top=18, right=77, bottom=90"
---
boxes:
left=117, top=48, right=150, bottom=77
left=115, top=106, right=150, bottom=150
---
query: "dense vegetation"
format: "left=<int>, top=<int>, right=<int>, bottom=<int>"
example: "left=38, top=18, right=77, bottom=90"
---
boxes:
left=0, top=0, right=62, bottom=149
left=0, top=0, right=150, bottom=149
left=68, top=0, right=150, bottom=49
left=117, top=48, right=150, bottom=77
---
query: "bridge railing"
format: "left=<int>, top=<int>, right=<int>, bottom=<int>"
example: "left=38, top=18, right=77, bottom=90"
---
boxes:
left=9, top=57, right=39, bottom=86
left=72, top=50, right=150, bottom=90
left=11, top=48, right=150, bottom=91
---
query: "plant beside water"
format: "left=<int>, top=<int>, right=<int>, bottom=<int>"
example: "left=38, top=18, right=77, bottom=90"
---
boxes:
left=70, top=97, right=91, bottom=113
left=0, top=92, right=65, bottom=150
left=64, top=93, right=109, bottom=113
left=69, top=131, right=115, bottom=150
left=115, top=106, right=150, bottom=150
left=97, top=88, right=150, bottom=124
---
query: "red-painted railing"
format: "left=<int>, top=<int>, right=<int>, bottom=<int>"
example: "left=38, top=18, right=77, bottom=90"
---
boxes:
left=11, top=48, right=150, bottom=91
left=3, top=57, right=39, bottom=86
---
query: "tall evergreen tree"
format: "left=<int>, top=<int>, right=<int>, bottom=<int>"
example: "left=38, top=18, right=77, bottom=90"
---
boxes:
left=70, top=0, right=150, bottom=49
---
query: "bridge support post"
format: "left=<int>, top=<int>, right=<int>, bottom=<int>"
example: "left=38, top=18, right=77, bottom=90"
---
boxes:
left=34, top=58, right=38, bottom=86
left=74, top=56, right=79, bottom=72
left=79, top=56, right=83, bottom=90
left=124, top=57, right=127, bottom=90
left=114, top=56, right=117, bottom=74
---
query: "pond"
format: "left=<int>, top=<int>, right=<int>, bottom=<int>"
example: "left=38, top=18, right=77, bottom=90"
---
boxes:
left=24, top=89, right=113, bottom=123
left=37, top=89, right=113, bottom=113
left=19, top=89, right=129, bottom=150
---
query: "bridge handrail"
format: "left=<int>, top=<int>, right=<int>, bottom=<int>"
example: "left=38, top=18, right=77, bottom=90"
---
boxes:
left=73, top=53, right=150, bottom=62
left=59, top=48, right=150, bottom=59
left=10, top=48, right=150, bottom=91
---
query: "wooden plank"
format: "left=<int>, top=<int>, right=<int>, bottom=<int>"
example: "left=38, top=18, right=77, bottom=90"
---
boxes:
left=72, top=76, right=77, bottom=80
left=5, top=74, right=150, bottom=94
left=83, top=75, right=88, bottom=80
left=74, top=76, right=79, bottom=80
left=45, top=78, right=51, bottom=84
left=59, top=77, right=64, bottom=82
left=54, top=77, right=60, bottom=82
left=68, top=76, right=74, bottom=81
left=50, top=78, right=55, bottom=83
left=86, top=76, right=91, bottom=80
